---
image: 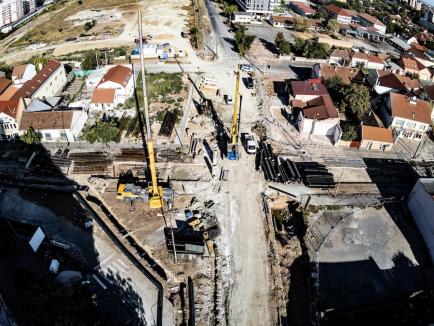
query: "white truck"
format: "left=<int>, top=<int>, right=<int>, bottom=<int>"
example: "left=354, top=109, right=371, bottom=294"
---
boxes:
left=242, top=133, right=256, bottom=154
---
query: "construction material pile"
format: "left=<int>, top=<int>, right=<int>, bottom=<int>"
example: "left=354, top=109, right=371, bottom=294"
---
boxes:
left=255, top=141, right=335, bottom=188
left=158, top=111, right=177, bottom=137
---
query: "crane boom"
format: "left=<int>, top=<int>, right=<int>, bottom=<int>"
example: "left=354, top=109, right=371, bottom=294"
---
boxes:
left=228, top=65, right=241, bottom=160
left=138, top=10, right=163, bottom=208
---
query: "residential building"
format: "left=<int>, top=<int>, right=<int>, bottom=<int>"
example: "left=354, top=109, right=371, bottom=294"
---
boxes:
left=407, top=178, right=434, bottom=263
left=356, top=13, right=386, bottom=34
left=11, top=63, right=36, bottom=85
left=368, top=70, right=420, bottom=95
left=0, top=77, right=11, bottom=95
left=329, top=49, right=350, bottom=66
left=382, top=93, right=432, bottom=141
left=420, top=9, right=434, bottom=32
left=366, top=55, right=385, bottom=70
left=90, top=65, right=133, bottom=111
left=232, top=12, right=254, bottom=23
left=234, top=0, right=277, bottom=14
left=359, top=125, right=394, bottom=151
left=290, top=1, right=316, bottom=16
left=313, top=64, right=365, bottom=85
left=0, top=98, right=24, bottom=140
left=11, top=60, right=67, bottom=102
left=0, top=84, right=19, bottom=101
left=340, top=23, right=386, bottom=42
left=290, top=79, right=329, bottom=103
left=270, top=15, right=294, bottom=27
left=350, top=52, right=368, bottom=67
left=18, top=109, right=88, bottom=143
left=295, top=95, right=340, bottom=136
left=386, top=36, right=412, bottom=53
left=397, top=55, right=433, bottom=81
left=0, top=0, right=23, bottom=28
left=325, top=4, right=352, bottom=24
left=85, top=69, right=105, bottom=90
left=22, top=0, right=35, bottom=15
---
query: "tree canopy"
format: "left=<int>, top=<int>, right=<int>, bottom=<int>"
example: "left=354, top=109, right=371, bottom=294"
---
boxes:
left=84, top=120, right=120, bottom=144
left=326, top=19, right=339, bottom=34
left=341, top=84, right=372, bottom=120
left=20, top=127, right=42, bottom=144
left=274, top=32, right=291, bottom=55
left=234, top=25, right=255, bottom=56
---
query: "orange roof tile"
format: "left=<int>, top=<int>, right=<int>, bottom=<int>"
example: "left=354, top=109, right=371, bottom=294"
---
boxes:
left=362, top=125, right=393, bottom=143
left=389, top=93, right=432, bottom=125
left=91, top=88, right=116, bottom=104
left=99, top=65, right=132, bottom=87
left=0, top=77, right=11, bottom=94
left=0, top=99, right=21, bottom=119
left=19, top=111, right=74, bottom=130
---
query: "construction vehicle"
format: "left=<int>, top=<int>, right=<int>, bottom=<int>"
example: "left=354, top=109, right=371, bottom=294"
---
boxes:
left=116, top=183, right=148, bottom=201
left=138, top=11, right=164, bottom=209
left=227, top=65, right=241, bottom=160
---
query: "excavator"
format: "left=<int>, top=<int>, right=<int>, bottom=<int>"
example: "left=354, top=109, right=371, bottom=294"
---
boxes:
left=227, top=65, right=241, bottom=160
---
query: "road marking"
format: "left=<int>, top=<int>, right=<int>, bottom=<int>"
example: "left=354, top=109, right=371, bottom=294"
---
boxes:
left=92, top=274, right=107, bottom=290
left=94, top=253, right=115, bottom=269
left=112, top=261, right=126, bottom=273
left=117, top=259, right=129, bottom=269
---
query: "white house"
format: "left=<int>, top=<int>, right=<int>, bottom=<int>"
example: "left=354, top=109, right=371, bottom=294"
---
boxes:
left=0, top=98, right=24, bottom=140
left=329, top=49, right=350, bottom=66
left=350, top=52, right=369, bottom=67
left=11, top=60, right=67, bottom=102
left=382, top=93, right=432, bottom=141
left=407, top=178, right=434, bottom=263
left=18, top=109, right=88, bottom=143
left=85, top=69, right=105, bottom=90
left=90, top=65, right=133, bottom=111
left=290, top=80, right=329, bottom=103
left=296, top=95, right=340, bottom=136
left=11, top=64, right=36, bottom=85
left=232, top=12, right=254, bottom=23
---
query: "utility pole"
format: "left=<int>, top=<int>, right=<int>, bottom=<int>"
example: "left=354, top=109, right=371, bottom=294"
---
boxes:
left=95, top=51, right=99, bottom=69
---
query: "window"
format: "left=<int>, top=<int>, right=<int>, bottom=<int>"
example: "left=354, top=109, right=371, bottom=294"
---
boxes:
left=394, top=119, right=404, bottom=127
left=60, top=132, right=68, bottom=141
left=417, top=124, right=426, bottom=130
left=13, top=124, right=16, bottom=129
left=380, top=144, right=388, bottom=151
left=406, top=121, right=416, bottom=129
left=45, top=133, right=52, bottom=141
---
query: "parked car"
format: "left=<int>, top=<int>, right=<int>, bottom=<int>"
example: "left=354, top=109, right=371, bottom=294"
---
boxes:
left=244, top=77, right=254, bottom=89
left=240, top=64, right=253, bottom=73
left=241, top=133, right=256, bottom=154
left=224, top=94, right=233, bottom=105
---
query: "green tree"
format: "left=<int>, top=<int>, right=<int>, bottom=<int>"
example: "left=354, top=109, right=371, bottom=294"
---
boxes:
left=234, top=25, right=255, bottom=56
left=341, top=84, right=371, bottom=120
left=28, top=56, right=49, bottom=71
left=293, top=18, right=309, bottom=32
left=84, top=19, right=96, bottom=32
left=278, top=40, right=291, bottom=55
left=81, top=51, right=98, bottom=70
left=293, top=36, right=306, bottom=55
left=274, top=32, right=291, bottom=55
left=223, top=3, right=238, bottom=17
left=20, top=127, right=42, bottom=144
left=275, top=31, right=285, bottom=46
left=84, top=120, right=120, bottom=144
left=307, top=41, right=330, bottom=59
left=326, top=19, right=339, bottom=34
left=340, top=121, right=359, bottom=141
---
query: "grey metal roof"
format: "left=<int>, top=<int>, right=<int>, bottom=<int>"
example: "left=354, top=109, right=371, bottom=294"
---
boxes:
left=420, top=178, right=434, bottom=196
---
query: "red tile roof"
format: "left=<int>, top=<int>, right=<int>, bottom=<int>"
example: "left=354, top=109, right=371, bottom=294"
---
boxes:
left=11, top=60, right=62, bottom=100
left=319, top=64, right=363, bottom=85
left=368, top=55, right=384, bottom=65
left=325, top=4, right=351, bottom=17
left=99, top=65, right=132, bottom=88
left=357, top=13, right=385, bottom=27
left=399, top=55, right=425, bottom=72
left=91, top=88, right=116, bottom=104
left=291, top=2, right=316, bottom=15
left=291, top=80, right=329, bottom=97
left=389, top=93, right=432, bottom=125
left=301, top=95, right=339, bottom=120
left=0, top=99, right=21, bottom=119
left=0, top=77, right=11, bottom=94
left=361, top=125, right=393, bottom=143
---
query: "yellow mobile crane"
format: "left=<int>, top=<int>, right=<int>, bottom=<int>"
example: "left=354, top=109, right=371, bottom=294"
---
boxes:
left=227, top=65, right=241, bottom=160
left=138, top=10, right=163, bottom=209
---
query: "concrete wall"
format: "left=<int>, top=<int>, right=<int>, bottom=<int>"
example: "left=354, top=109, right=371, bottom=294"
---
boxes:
left=407, top=179, right=434, bottom=264
left=298, top=113, right=339, bottom=136
left=359, top=139, right=393, bottom=151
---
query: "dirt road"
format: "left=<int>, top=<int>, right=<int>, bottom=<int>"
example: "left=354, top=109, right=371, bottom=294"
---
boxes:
left=225, top=154, right=272, bottom=326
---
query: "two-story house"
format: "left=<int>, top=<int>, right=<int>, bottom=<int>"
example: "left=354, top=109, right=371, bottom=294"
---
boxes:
left=90, top=65, right=133, bottom=111
left=382, top=93, right=432, bottom=141
left=0, top=98, right=24, bottom=140
left=11, top=60, right=67, bottom=104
